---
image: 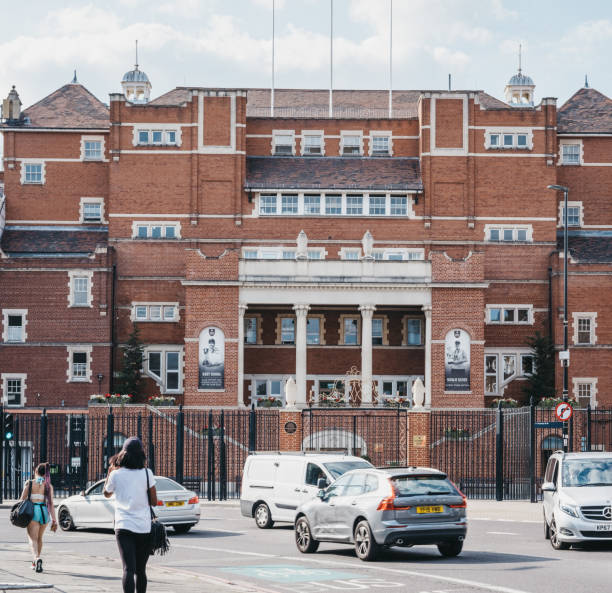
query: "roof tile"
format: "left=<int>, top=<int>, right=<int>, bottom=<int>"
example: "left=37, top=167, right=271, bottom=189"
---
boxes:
left=1, top=228, right=108, bottom=256
left=558, top=87, right=612, bottom=134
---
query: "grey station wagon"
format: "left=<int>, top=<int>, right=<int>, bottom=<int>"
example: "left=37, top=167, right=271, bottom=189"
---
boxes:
left=294, top=466, right=467, bottom=561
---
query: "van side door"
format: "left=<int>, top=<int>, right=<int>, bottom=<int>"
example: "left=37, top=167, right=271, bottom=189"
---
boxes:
left=273, top=458, right=307, bottom=522
left=542, top=457, right=558, bottom=523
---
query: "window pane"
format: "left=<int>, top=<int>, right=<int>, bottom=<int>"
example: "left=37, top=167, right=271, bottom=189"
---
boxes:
left=281, top=317, right=295, bottom=344
left=517, top=135, right=527, bottom=146
left=489, top=229, right=500, bottom=241
left=152, top=131, right=162, bottom=143
left=390, top=196, right=407, bottom=216
left=406, top=319, right=421, bottom=345
left=281, top=194, right=298, bottom=214
left=166, top=372, right=179, bottom=390
left=344, top=318, right=358, bottom=345
left=84, top=141, right=102, bottom=159
left=282, top=250, right=296, bottom=259
left=148, top=352, right=161, bottom=378
left=521, top=355, right=534, bottom=376
left=151, top=226, right=162, bottom=238
left=372, top=318, right=383, bottom=345
left=270, top=380, right=281, bottom=397
left=578, top=318, right=591, bottom=344
left=490, top=134, right=499, bottom=146
left=274, top=135, right=293, bottom=154
left=166, top=351, right=179, bottom=371
left=7, top=379, right=22, bottom=405
left=503, top=134, right=513, bottom=146
left=245, top=318, right=257, bottom=344
left=346, top=195, right=363, bottom=215
left=503, top=229, right=514, bottom=241
left=386, top=252, right=403, bottom=261
left=256, top=380, right=267, bottom=396
left=342, top=135, right=361, bottom=154
left=372, top=136, right=389, bottom=153
left=166, top=131, right=176, bottom=144
left=304, top=135, right=322, bottom=154
left=138, top=131, right=149, bottom=144
left=504, top=309, right=515, bottom=323
left=73, top=277, right=88, bottom=305
left=243, top=250, right=257, bottom=259
left=563, top=144, right=580, bottom=163
left=163, top=306, right=175, bottom=320
left=25, top=164, right=42, bottom=183
left=137, top=226, right=148, bottom=238
left=135, top=306, right=147, bottom=319
left=517, top=309, right=529, bottom=323
left=325, top=195, right=342, bottom=215
left=304, top=195, right=321, bottom=214
left=565, top=207, right=580, bottom=226
left=306, top=317, right=320, bottom=344
left=307, top=250, right=321, bottom=260
left=489, top=308, right=501, bottom=322
left=149, top=306, right=162, bottom=320
left=83, top=202, right=102, bottom=221
left=260, top=194, right=277, bottom=214
left=164, top=226, right=176, bottom=239
left=503, top=355, right=516, bottom=381
left=369, top=196, right=386, bottom=215
left=343, top=250, right=359, bottom=260
left=516, top=229, right=527, bottom=241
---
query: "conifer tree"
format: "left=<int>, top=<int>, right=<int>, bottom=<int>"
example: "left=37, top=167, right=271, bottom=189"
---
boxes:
left=116, top=324, right=144, bottom=398
left=522, top=331, right=556, bottom=402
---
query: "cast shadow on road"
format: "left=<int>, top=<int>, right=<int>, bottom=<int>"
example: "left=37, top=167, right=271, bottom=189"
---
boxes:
left=76, top=527, right=244, bottom=539
left=314, top=546, right=556, bottom=565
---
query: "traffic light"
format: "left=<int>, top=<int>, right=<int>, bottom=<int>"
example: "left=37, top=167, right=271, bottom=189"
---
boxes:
left=3, top=413, right=14, bottom=440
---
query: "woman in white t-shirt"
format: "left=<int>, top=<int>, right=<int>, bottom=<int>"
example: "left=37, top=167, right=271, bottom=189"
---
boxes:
left=104, top=437, right=157, bottom=593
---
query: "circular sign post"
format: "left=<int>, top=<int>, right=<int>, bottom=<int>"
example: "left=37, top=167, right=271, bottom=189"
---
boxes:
left=555, top=401, right=573, bottom=422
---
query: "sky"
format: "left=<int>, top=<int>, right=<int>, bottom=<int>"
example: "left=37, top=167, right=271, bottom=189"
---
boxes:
left=1, top=0, right=612, bottom=112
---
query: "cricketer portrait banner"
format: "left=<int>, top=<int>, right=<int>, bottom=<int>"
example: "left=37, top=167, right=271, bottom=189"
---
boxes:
left=444, top=329, right=470, bottom=392
left=198, top=326, right=225, bottom=389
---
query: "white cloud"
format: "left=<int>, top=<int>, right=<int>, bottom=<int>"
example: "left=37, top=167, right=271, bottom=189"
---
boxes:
left=431, top=46, right=470, bottom=69
left=251, top=0, right=286, bottom=9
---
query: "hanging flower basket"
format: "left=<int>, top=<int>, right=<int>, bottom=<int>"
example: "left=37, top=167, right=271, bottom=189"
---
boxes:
left=89, top=393, right=133, bottom=405
left=148, top=395, right=176, bottom=406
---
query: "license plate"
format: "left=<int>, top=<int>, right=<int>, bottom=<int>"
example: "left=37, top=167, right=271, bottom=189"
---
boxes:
left=165, top=501, right=185, bottom=507
left=416, top=505, right=444, bottom=514
left=596, top=524, right=612, bottom=531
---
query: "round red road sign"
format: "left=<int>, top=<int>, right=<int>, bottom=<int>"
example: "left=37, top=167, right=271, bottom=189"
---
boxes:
left=555, top=401, right=573, bottom=422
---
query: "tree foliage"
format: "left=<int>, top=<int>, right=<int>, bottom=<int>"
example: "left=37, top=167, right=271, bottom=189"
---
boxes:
left=522, top=331, right=556, bottom=402
left=116, top=324, right=144, bottom=398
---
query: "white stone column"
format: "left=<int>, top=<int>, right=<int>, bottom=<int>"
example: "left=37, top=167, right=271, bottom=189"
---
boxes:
left=238, top=304, right=247, bottom=407
left=359, top=305, right=376, bottom=405
left=422, top=305, right=432, bottom=408
left=293, top=304, right=310, bottom=407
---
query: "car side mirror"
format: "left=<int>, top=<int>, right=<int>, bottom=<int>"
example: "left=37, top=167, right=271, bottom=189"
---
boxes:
left=541, top=482, right=556, bottom=492
left=316, top=489, right=326, bottom=500
left=317, top=477, right=328, bottom=489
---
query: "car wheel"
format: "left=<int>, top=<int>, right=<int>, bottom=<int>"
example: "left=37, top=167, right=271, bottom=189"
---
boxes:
left=254, top=503, right=274, bottom=529
left=437, top=539, right=463, bottom=557
left=173, top=524, right=193, bottom=534
left=549, top=518, right=570, bottom=550
left=58, top=507, right=76, bottom=532
left=354, top=520, right=380, bottom=561
left=544, top=511, right=550, bottom=540
left=295, top=517, right=319, bottom=553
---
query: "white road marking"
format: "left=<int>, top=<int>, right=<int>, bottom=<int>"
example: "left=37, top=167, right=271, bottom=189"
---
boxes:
left=470, top=518, right=540, bottom=524
left=171, top=543, right=535, bottom=593
left=486, top=531, right=518, bottom=536
left=203, top=527, right=248, bottom=534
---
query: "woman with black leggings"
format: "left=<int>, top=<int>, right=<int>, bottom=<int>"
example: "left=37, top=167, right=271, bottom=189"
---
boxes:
left=104, top=438, right=157, bottom=593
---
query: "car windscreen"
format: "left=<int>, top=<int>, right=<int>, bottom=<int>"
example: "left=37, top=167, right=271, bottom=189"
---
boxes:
left=323, top=461, right=373, bottom=479
left=391, top=475, right=459, bottom=497
left=562, top=459, right=612, bottom=487
left=154, top=477, right=186, bottom=492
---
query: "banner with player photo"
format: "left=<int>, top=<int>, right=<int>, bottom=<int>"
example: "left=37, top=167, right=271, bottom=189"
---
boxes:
left=445, top=329, right=470, bottom=391
left=198, top=326, right=225, bottom=389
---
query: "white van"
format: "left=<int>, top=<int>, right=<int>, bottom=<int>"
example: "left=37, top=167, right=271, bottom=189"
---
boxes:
left=240, top=452, right=373, bottom=528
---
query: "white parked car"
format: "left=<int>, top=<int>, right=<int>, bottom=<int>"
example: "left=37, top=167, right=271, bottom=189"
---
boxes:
left=57, top=476, right=201, bottom=534
left=240, top=452, right=373, bottom=528
left=542, top=451, right=612, bottom=549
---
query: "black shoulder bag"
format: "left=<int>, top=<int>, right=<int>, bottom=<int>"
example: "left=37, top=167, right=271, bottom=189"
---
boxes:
left=10, top=480, right=35, bottom=528
left=146, top=469, right=170, bottom=556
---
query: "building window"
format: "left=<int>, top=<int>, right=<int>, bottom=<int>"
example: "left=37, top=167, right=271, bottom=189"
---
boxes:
left=340, top=316, right=360, bottom=345
left=340, top=248, right=361, bottom=260
left=558, top=201, right=582, bottom=228
left=273, top=131, right=294, bottom=155
left=390, top=196, right=407, bottom=216
left=302, top=132, right=323, bottom=155
left=573, top=313, right=597, bottom=345
left=281, top=194, right=298, bottom=214
left=252, top=378, right=284, bottom=406
left=276, top=316, right=295, bottom=345
left=369, top=195, right=386, bottom=216
left=370, top=134, right=391, bottom=156
left=485, top=355, right=498, bottom=395
left=304, top=194, right=321, bottom=214
left=135, top=128, right=180, bottom=146
left=487, top=306, right=532, bottom=325
left=245, top=316, right=259, bottom=344
left=2, top=374, right=26, bottom=407
left=484, top=351, right=535, bottom=395
left=485, top=130, right=533, bottom=150
left=485, top=225, right=532, bottom=242
left=325, top=194, right=342, bottom=215
left=81, top=136, right=104, bottom=161
left=80, top=198, right=104, bottom=223
left=341, top=133, right=362, bottom=156
left=372, top=317, right=387, bottom=345
left=521, top=354, right=534, bottom=376
left=66, top=346, right=92, bottom=383
left=68, top=271, right=93, bottom=307
left=3, top=310, right=27, bottom=343
left=373, top=248, right=424, bottom=261
left=561, top=142, right=581, bottom=165
left=573, top=378, right=597, bottom=408
left=346, top=195, right=363, bottom=215
left=307, top=317, right=321, bottom=345
left=133, top=222, right=180, bottom=239
left=242, top=247, right=322, bottom=260
left=132, top=303, right=178, bottom=322
left=146, top=348, right=182, bottom=393
left=404, top=318, right=422, bottom=346
left=260, top=194, right=278, bottom=215
left=21, top=162, right=44, bottom=184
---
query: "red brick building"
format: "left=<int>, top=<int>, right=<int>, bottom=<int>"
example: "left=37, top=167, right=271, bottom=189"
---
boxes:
left=1, top=66, right=611, bottom=410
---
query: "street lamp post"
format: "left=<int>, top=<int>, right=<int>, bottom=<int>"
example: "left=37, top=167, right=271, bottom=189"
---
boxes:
left=548, top=184, right=570, bottom=452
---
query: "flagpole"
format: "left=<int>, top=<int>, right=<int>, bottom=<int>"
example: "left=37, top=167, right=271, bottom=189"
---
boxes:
left=388, top=0, right=392, bottom=117
left=271, top=0, right=275, bottom=117
left=329, top=0, right=333, bottom=118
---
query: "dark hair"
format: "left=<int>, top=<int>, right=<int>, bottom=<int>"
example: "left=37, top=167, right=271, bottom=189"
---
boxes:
left=35, top=462, right=49, bottom=477
left=115, top=438, right=146, bottom=469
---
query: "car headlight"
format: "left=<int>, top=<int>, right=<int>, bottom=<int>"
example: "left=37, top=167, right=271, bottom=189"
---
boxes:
left=559, top=503, right=579, bottom=518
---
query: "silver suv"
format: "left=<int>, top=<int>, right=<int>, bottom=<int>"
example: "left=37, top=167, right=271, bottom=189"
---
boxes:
left=294, top=467, right=467, bottom=561
left=542, top=451, right=612, bottom=549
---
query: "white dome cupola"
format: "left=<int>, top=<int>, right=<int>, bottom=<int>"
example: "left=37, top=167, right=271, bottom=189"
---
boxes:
left=121, top=41, right=151, bottom=104
left=504, top=45, right=535, bottom=106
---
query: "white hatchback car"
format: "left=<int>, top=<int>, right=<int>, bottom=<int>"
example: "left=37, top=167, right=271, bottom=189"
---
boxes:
left=57, top=476, right=201, bottom=534
left=542, top=451, right=612, bottom=549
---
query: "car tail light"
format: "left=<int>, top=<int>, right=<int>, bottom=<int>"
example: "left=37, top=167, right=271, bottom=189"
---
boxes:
left=449, top=481, right=468, bottom=508
left=188, top=496, right=199, bottom=505
left=156, top=500, right=164, bottom=506
left=377, top=497, right=412, bottom=511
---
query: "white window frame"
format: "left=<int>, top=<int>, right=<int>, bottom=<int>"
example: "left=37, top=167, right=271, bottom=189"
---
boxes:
left=368, top=194, right=387, bottom=216
left=340, top=131, right=363, bottom=156
left=402, top=316, right=423, bottom=346
left=68, top=270, right=93, bottom=308
left=369, top=131, right=393, bottom=156
left=306, top=315, right=326, bottom=345
left=390, top=195, right=408, bottom=216
left=80, top=135, right=105, bottom=161
left=248, top=375, right=287, bottom=406
left=483, top=349, right=534, bottom=396
left=559, top=140, right=583, bottom=165
left=2, top=309, right=28, bottom=343
left=144, top=346, right=184, bottom=394
left=303, top=194, right=322, bottom=215
left=66, top=345, right=93, bottom=383
left=486, top=305, right=533, bottom=325
left=276, top=315, right=296, bottom=345
left=131, top=302, right=179, bottom=322
left=301, top=130, right=325, bottom=156
left=272, top=130, right=295, bottom=156
left=132, top=222, right=181, bottom=239
left=372, top=248, right=425, bottom=261
left=573, top=312, right=597, bottom=345
left=132, top=125, right=182, bottom=147
left=485, top=224, right=533, bottom=242
left=339, top=248, right=362, bottom=260
left=484, top=128, right=533, bottom=150
left=1, top=373, right=27, bottom=407
left=339, top=315, right=361, bottom=346
left=558, top=201, right=583, bottom=228
left=244, top=315, right=262, bottom=345
left=280, top=193, right=299, bottom=214
left=80, top=198, right=105, bottom=224
left=572, top=377, right=598, bottom=408
left=259, top=194, right=278, bottom=215
left=21, top=160, right=45, bottom=185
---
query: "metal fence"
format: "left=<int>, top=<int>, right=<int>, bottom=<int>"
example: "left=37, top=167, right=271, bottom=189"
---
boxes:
left=1, top=405, right=279, bottom=502
left=302, top=407, right=408, bottom=467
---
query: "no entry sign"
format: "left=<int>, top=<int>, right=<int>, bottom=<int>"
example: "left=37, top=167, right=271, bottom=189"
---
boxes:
left=555, top=402, right=573, bottom=422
